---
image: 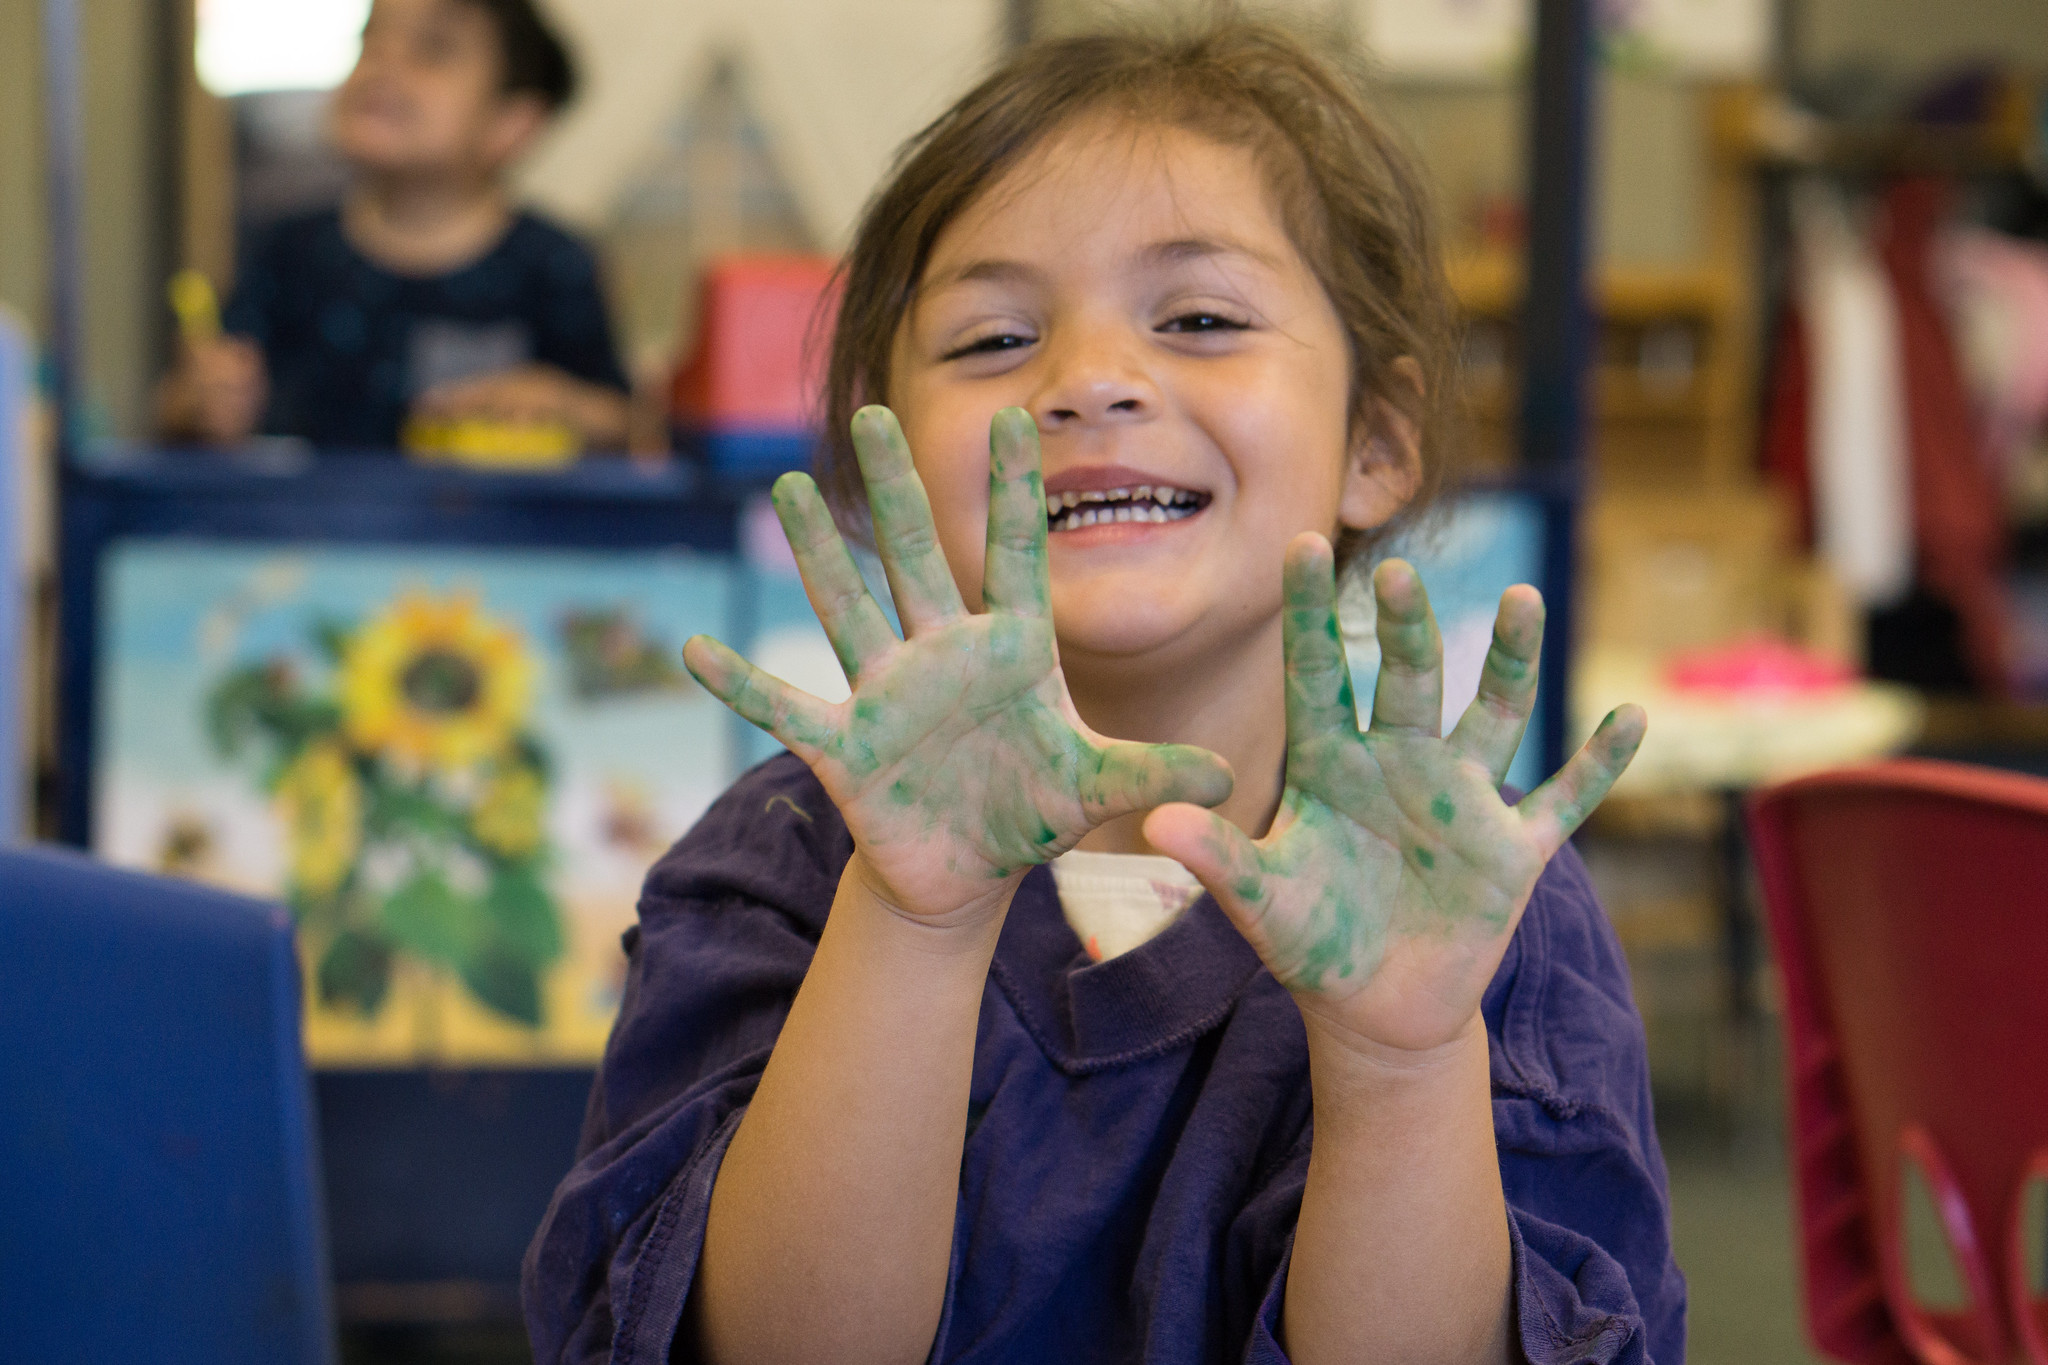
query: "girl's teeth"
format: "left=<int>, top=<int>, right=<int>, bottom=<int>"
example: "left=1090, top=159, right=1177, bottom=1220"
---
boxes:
left=1043, top=485, right=1205, bottom=531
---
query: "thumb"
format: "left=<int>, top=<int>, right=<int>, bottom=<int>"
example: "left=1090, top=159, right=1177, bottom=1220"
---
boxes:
left=1079, top=741, right=1232, bottom=826
left=1142, top=802, right=1266, bottom=921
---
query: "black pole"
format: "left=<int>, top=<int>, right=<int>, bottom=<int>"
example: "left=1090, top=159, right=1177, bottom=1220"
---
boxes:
left=1519, top=0, right=1597, bottom=782
left=1004, top=0, right=1038, bottom=52
left=41, top=0, right=86, bottom=467
left=1521, top=0, right=1596, bottom=471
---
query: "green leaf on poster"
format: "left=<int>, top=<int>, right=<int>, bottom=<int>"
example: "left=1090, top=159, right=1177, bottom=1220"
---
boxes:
left=317, top=929, right=393, bottom=1016
left=206, top=667, right=272, bottom=759
left=485, top=863, right=564, bottom=968
left=460, top=942, right=544, bottom=1028
left=366, top=783, right=461, bottom=842
left=312, top=616, right=355, bottom=666
left=378, top=870, right=478, bottom=970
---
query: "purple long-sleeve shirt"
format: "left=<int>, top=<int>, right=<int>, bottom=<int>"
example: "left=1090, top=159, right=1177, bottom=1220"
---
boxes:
left=523, top=754, right=1686, bottom=1363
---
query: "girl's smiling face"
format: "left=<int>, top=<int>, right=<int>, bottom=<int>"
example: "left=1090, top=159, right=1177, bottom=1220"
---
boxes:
left=889, top=116, right=1417, bottom=684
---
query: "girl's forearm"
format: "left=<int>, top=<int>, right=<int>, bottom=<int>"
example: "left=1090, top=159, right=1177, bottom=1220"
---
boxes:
left=1283, top=1014, right=1514, bottom=1365
left=689, top=856, right=1005, bottom=1365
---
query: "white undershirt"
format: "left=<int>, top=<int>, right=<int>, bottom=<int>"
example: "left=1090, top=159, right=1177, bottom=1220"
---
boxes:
left=1049, top=849, right=1205, bottom=963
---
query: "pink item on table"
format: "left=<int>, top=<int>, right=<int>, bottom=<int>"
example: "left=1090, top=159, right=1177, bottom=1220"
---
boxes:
left=1664, top=637, right=1856, bottom=694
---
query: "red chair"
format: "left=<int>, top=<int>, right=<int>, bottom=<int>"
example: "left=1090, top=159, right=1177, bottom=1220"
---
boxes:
left=1748, top=759, right=2048, bottom=1365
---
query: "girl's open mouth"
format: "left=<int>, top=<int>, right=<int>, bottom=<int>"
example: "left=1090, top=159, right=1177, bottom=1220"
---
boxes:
left=1044, top=485, right=1209, bottom=533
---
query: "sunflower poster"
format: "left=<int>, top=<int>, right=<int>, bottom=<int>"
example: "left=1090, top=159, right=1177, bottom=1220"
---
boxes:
left=94, top=542, right=739, bottom=1066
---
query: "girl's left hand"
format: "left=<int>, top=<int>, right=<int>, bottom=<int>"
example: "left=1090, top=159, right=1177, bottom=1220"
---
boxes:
left=1146, top=533, right=1645, bottom=1058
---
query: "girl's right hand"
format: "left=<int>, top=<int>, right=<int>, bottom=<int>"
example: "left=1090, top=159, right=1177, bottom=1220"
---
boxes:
left=683, top=406, right=1234, bottom=929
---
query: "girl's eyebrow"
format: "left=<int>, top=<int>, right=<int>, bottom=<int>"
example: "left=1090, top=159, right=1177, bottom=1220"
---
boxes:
left=922, top=237, right=1281, bottom=298
left=920, top=259, right=1042, bottom=295
left=1144, top=236, right=1285, bottom=273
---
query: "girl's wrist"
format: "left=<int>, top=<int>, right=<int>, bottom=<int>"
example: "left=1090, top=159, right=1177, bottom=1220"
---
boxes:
left=837, top=852, right=1015, bottom=960
left=1300, top=1010, right=1491, bottom=1118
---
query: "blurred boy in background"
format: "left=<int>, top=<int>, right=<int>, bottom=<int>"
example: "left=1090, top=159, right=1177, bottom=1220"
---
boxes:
left=160, top=0, right=630, bottom=451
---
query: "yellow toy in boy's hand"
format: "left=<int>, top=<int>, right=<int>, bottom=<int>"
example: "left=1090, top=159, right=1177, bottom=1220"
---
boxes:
left=401, top=414, right=582, bottom=469
left=168, top=268, right=222, bottom=343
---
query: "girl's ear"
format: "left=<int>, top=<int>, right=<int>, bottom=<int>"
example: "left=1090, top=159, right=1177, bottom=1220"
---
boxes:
left=483, top=94, right=551, bottom=166
left=1337, top=356, right=1425, bottom=532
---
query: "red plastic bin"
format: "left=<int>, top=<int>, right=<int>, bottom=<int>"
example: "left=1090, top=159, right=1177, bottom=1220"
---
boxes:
left=672, top=254, right=841, bottom=473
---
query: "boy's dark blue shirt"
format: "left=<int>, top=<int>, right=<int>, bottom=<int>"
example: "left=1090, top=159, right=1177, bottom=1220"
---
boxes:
left=223, top=207, right=628, bottom=450
left=523, top=754, right=1687, bottom=1364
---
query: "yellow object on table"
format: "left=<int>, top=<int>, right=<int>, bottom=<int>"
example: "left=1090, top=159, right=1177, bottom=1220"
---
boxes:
left=401, top=416, right=582, bottom=469
left=1574, top=645, right=1925, bottom=798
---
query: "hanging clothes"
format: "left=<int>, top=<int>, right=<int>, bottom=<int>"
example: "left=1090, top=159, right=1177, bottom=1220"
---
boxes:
left=1938, top=225, right=2048, bottom=474
left=1877, top=176, right=2012, bottom=695
left=1766, top=181, right=1914, bottom=610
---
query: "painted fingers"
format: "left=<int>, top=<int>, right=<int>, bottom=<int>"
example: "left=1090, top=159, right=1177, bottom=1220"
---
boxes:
left=980, top=407, right=1052, bottom=618
left=1079, top=739, right=1234, bottom=827
left=770, top=471, right=896, bottom=684
left=681, top=634, right=834, bottom=759
left=1142, top=800, right=1267, bottom=917
left=1368, top=559, right=1444, bottom=736
left=1444, top=585, right=1545, bottom=784
left=1517, top=704, right=1647, bottom=858
left=851, top=405, right=966, bottom=633
left=1282, top=534, right=1361, bottom=750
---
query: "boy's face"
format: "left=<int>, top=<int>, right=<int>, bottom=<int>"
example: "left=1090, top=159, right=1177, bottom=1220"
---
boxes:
left=330, top=0, right=543, bottom=180
left=889, top=117, right=1417, bottom=683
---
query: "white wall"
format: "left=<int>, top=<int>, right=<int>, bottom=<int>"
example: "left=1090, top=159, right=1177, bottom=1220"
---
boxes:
left=519, top=0, right=1005, bottom=248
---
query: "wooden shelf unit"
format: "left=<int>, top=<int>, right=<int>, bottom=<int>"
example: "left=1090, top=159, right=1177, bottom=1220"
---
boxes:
left=1446, top=248, right=1753, bottom=488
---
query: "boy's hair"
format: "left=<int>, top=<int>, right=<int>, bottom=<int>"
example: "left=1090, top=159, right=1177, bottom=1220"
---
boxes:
left=818, top=14, right=1462, bottom=574
left=460, top=0, right=577, bottom=110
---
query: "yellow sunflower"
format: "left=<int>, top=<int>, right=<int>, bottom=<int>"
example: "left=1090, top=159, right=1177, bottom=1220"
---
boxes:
left=472, top=763, right=546, bottom=857
left=339, top=592, right=533, bottom=771
left=276, top=741, right=362, bottom=898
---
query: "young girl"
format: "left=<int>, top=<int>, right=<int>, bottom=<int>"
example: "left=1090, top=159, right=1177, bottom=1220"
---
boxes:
left=525, top=19, right=1682, bottom=1365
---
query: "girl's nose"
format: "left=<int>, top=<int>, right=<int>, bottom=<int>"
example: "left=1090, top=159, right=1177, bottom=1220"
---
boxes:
left=1030, top=326, right=1158, bottom=430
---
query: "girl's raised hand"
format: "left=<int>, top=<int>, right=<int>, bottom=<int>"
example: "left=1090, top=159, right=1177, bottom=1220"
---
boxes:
left=1146, top=535, right=1645, bottom=1057
left=683, top=406, right=1233, bottom=928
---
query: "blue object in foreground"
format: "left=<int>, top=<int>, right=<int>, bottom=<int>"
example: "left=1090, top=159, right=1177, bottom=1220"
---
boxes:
left=0, top=845, right=334, bottom=1364
left=686, top=425, right=815, bottom=477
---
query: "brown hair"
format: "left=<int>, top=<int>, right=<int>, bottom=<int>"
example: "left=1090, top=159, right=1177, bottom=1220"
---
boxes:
left=816, top=12, right=1462, bottom=574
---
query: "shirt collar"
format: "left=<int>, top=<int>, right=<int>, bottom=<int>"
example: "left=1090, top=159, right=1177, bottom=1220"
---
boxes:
left=989, top=865, right=1266, bottom=1075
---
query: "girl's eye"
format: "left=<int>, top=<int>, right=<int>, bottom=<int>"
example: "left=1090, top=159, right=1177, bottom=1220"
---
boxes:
left=1159, top=312, right=1249, bottom=334
left=943, top=332, right=1034, bottom=362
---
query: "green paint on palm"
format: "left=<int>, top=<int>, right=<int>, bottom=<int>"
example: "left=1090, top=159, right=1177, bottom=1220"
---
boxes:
left=1254, top=798, right=1388, bottom=992
left=1431, top=793, right=1455, bottom=825
left=1415, top=846, right=1435, bottom=869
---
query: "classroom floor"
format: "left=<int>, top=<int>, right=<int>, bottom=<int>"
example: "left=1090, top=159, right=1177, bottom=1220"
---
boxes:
left=1663, top=1116, right=1829, bottom=1365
